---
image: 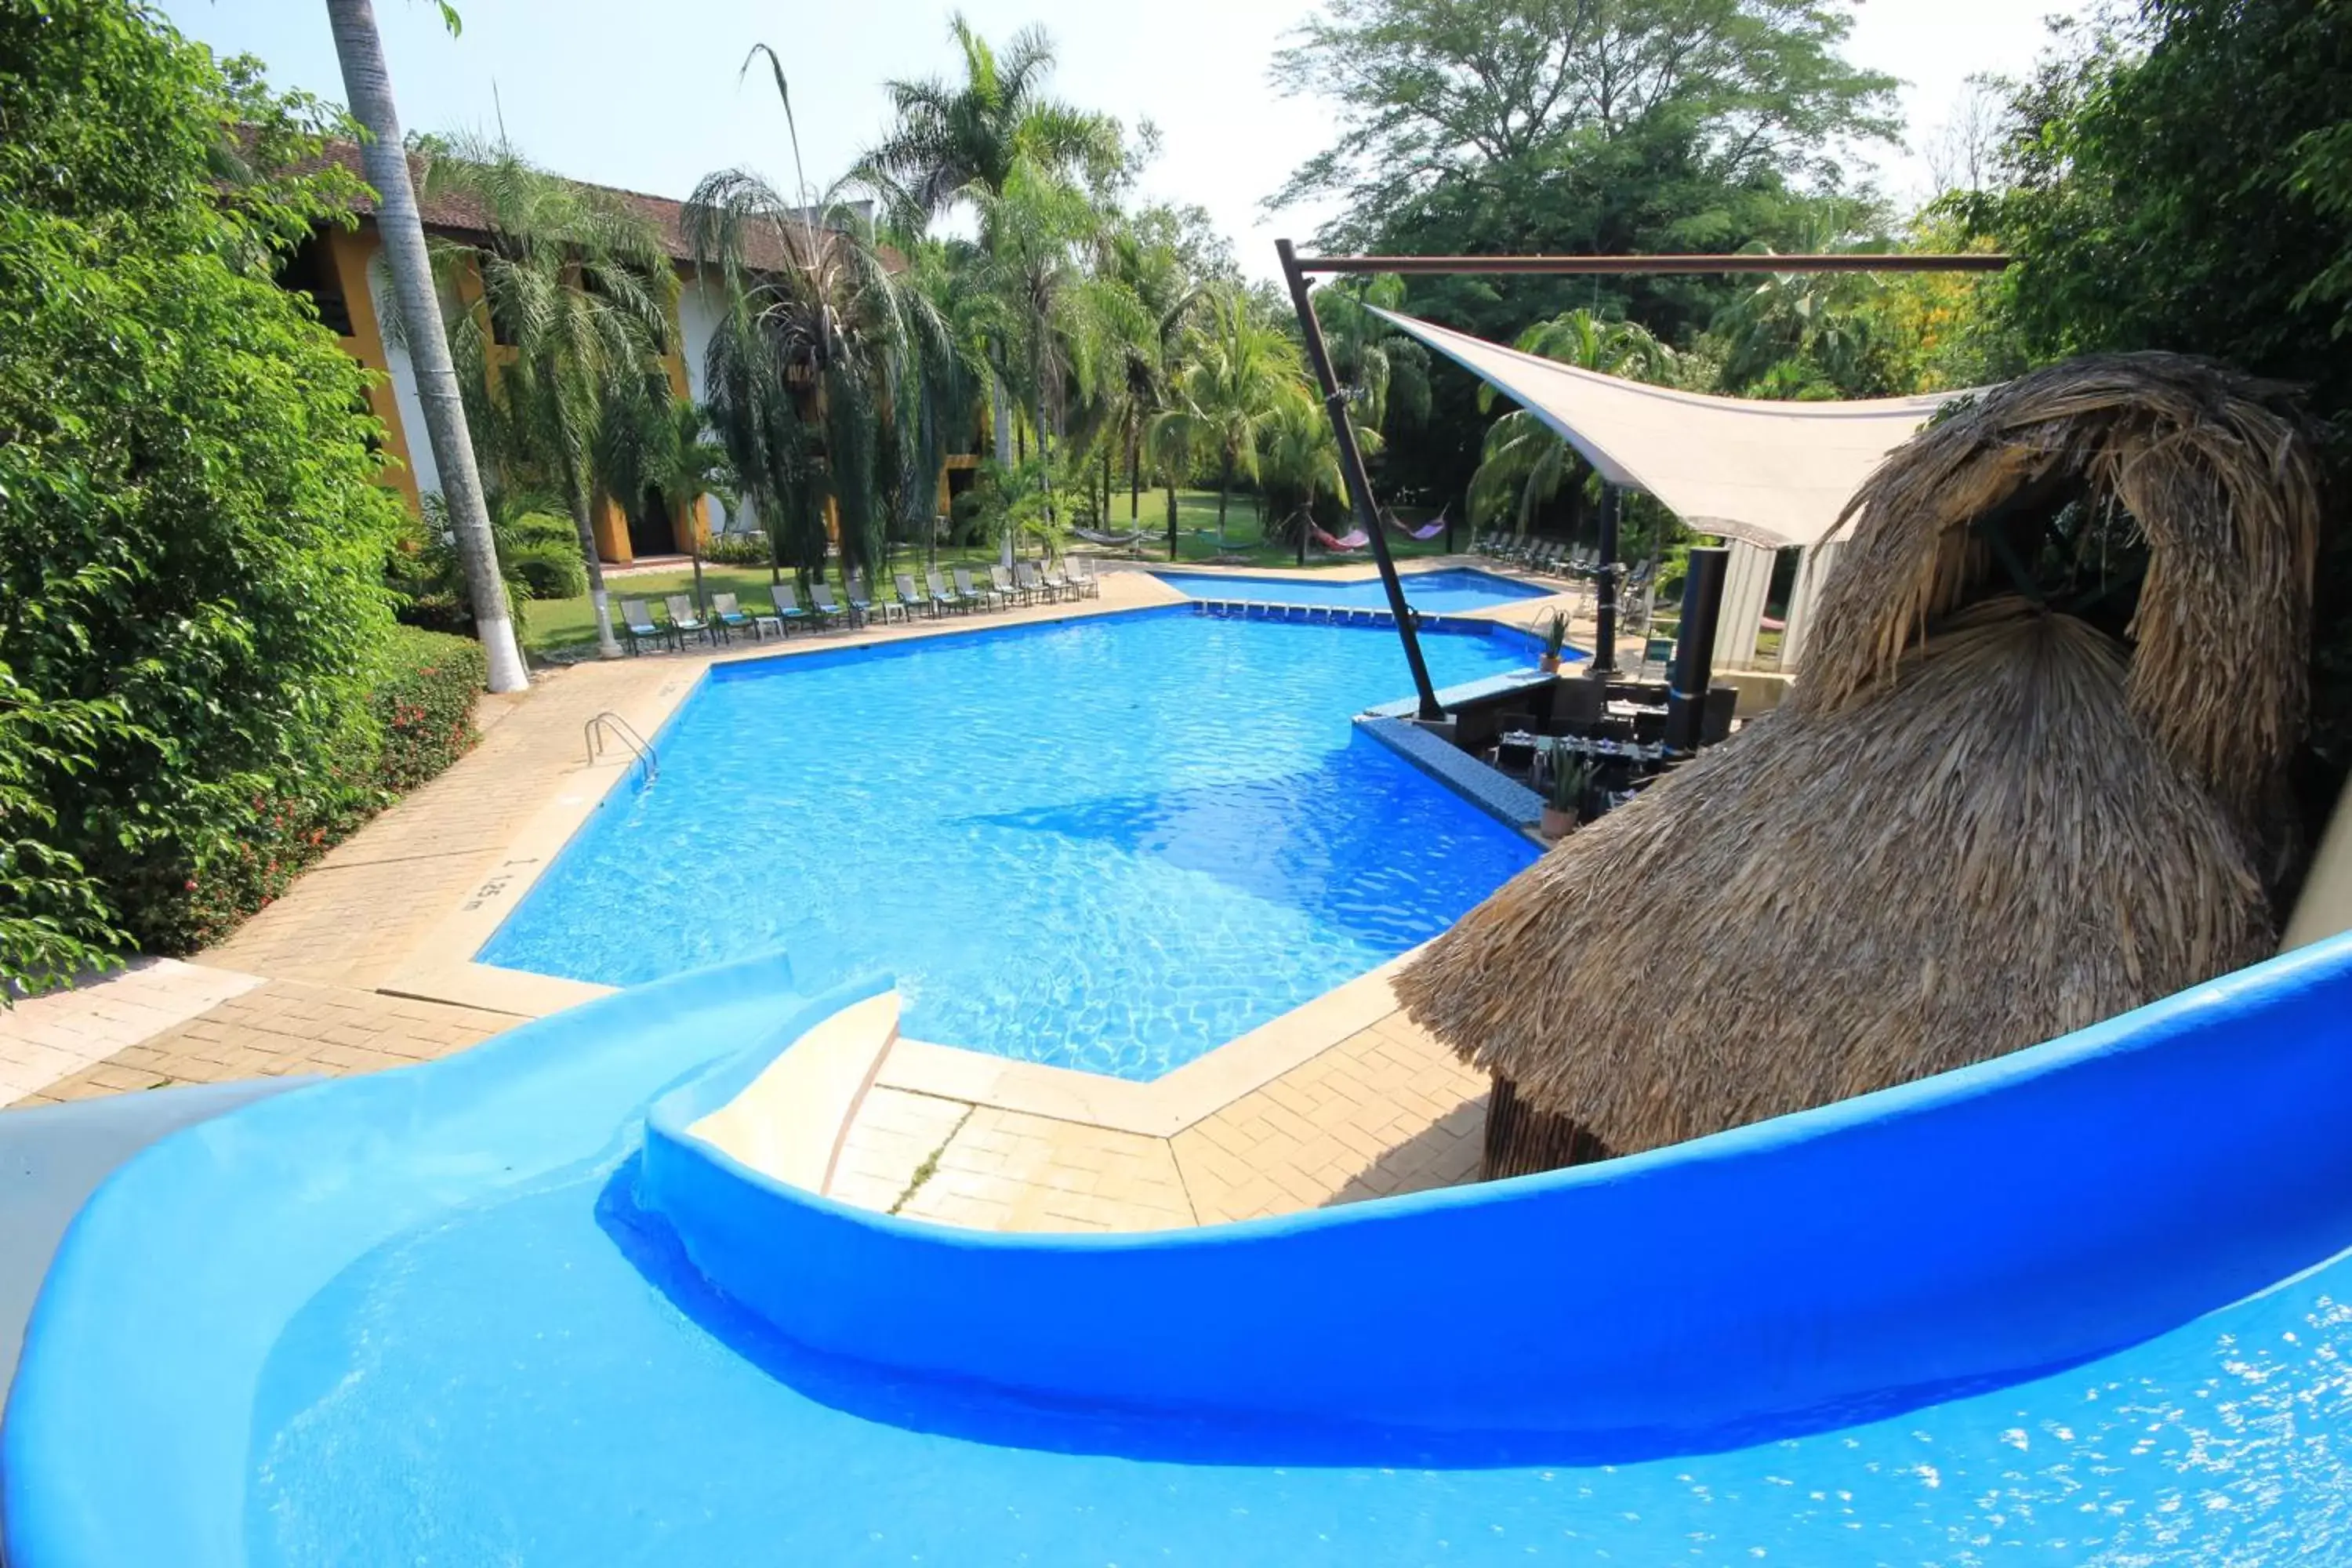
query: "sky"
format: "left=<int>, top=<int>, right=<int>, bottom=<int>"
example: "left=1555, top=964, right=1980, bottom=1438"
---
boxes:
left=159, top=0, right=2083, bottom=280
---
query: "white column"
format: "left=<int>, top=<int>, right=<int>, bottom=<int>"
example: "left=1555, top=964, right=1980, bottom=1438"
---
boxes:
left=1711, top=539, right=1774, bottom=672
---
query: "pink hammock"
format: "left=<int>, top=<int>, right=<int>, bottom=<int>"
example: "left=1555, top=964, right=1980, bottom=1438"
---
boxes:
left=1312, top=524, right=1370, bottom=552
left=1388, top=507, right=1449, bottom=541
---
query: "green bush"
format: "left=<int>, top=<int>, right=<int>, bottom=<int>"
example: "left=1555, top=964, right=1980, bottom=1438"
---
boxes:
left=506, top=514, right=589, bottom=598
left=0, top=1, right=414, bottom=976
left=702, top=531, right=775, bottom=567
left=369, top=628, right=487, bottom=792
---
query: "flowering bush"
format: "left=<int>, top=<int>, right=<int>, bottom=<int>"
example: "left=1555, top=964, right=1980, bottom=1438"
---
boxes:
left=370, top=629, right=488, bottom=793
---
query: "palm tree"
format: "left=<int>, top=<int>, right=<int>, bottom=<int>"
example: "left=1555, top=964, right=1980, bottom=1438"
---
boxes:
left=1467, top=310, right=1678, bottom=540
left=1098, top=223, right=1211, bottom=535
left=419, top=134, right=675, bottom=657
left=855, top=16, right=1122, bottom=477
left=321, top=0, right=526, bottom=691
left=1312, top=272, right=1431, bottom=438
left=1712, top=239, right=1892, bottom=397
left=686, top=52, right=950, bottom=597
left=1255, top=383, right=1366, bottom=547
left=964, top=157, right=1148, bottom=558
left=595, top=384, right=740, bottom=605
left=858, top=15, right=1123, bottom=221
left=1153, top=289, right=1299, bottom=554
left=891, top=237, right=993, bottom=563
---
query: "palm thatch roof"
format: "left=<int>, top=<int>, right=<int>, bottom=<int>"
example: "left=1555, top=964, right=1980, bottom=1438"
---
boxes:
left=1806, top=353, right=2321, bottom=858
left=1397, top=353, right=2321, bottom=1159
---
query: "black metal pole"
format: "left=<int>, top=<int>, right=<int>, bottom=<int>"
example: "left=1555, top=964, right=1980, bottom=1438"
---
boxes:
left=1592, top=483, right=1622, bottom=677
left=1664, top=546, right=1730, bottom=756
left=1277, top=238, right=1443, bottom=722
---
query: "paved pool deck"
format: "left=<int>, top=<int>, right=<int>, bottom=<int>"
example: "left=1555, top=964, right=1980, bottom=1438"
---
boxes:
left=2, top=557, right=1623, bottom=1231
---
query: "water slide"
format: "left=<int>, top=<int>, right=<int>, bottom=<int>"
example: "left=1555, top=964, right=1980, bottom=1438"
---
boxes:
left=9, top=932, right=2352, bottom=1564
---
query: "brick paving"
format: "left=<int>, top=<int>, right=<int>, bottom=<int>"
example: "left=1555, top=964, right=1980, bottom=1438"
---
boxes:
left=830, top=1010, right=1487, bottom=1232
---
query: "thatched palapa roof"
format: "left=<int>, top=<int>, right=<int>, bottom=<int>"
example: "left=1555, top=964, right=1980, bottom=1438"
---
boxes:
left=1397, top=353, right=2321, bottom=1160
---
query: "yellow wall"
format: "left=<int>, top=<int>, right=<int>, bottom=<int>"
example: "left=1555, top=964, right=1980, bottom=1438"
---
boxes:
left=308, top=232, right=850, bottom=568
left=321, top=227, right=423, bottom=515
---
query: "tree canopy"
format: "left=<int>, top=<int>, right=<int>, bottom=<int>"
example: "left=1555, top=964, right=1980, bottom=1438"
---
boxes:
left=1, top=0, right=409, bottom=978
left=1954, top=0, right=2352, bottom=845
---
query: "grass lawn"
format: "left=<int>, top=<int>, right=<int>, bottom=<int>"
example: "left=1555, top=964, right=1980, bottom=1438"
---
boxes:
left=519, top=490, right=1470, bottom=655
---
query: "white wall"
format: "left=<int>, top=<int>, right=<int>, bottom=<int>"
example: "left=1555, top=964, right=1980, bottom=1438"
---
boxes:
left=378, top=328, right=443, bottom=502
left=676, top=275, right=754, bottom=537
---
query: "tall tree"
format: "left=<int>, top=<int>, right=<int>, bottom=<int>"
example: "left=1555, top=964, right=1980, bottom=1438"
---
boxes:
left=858, top=13, right=1124, bottom=221
left=1959, top=0, right=2352, bottom=848
left=1269, top=0, right=1901, bottom=504
left=1153, top=289, right=1302, bottom=552
left=1272, top=0, right=1900, bottom=224
left=855, top=14, right=1123, bottom=484
left=321, top=0, right=526, bottom=691
left=420, top=134, right=675, bottom=657
left=967, top=158, right=1149, bottom=543
left=688, top=52, right=952, bottom=595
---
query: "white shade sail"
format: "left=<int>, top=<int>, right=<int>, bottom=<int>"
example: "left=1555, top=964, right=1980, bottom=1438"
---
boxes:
left=1370, top=307, right=1958, bottom=550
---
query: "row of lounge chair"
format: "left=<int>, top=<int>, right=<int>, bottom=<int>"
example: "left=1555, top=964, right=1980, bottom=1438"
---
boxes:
left=616, top=558, right=1103, bottom=653
left=1471, top=533, right=1657, bottom=601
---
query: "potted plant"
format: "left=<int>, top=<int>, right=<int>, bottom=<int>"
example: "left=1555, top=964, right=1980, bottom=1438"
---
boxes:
left=1541, top=753, right=1592, bottom=840
left=1538, top=609, right=1570, bottom=673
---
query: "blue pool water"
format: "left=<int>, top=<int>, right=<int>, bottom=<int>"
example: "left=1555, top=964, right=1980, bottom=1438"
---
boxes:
left=479, top=610, right=1539, bottom=1078
left=1153, top=566, right=1550, bottom=613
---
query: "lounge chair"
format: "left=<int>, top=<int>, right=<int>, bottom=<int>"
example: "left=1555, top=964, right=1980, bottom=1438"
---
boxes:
left=710, top=592, right=768, bottom=641
left=808, top=581, right=851, bottom=630
left=954, top=566, right=1006, bottom=611
left=664, top=593, right=713, bottom=647
left=992, top=563, right=1028, bottom=606
left=768, top=582, right=814, bottom=635
left=893, top=572, right=934, bottom=619
left=617, top=598, right=670, bottom=655
left=1014, top=561, right=1059, bottom=603
left=1066, top=556, right=1101, bottom=597
left=1040, top=560, right=1075, bottom=600
left=924, top=569, right=966, bottom=615
left=844, top=572, right=893, bottom=625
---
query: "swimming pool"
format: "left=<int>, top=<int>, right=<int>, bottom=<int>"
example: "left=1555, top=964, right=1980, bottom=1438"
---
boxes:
left=478, top=609, right=1540, bottom=1078
left=1152, top=566, right=1551, bottom=614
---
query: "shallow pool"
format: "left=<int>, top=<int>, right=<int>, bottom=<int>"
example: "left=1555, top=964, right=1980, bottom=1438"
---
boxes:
left=1152, top=566, right=1551, bottom=614
left=478, top=609, right=1540, bottom=1078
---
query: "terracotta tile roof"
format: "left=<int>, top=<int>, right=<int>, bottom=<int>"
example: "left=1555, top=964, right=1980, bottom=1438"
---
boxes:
left=299, top=139, right=862, bottom=271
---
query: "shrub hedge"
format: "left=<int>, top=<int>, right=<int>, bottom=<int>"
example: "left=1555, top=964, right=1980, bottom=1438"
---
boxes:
left=371, top=628, right=488, bottom=793
left=0, top=2, right=487, bottom=979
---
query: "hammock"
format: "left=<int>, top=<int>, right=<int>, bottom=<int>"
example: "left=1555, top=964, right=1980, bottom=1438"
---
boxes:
left=1312, top=524, right=1370, bottom=552
left=1388, top=506, right=1449, bottom=541
left=1073, top=526, right=1142, bottom=546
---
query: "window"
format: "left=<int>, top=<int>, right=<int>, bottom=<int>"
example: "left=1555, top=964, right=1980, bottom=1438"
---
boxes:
left=275, top=231, right=354, bottom=338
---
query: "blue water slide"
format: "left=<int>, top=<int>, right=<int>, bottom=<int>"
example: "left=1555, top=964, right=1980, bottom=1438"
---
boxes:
left=6, top=933, right=2351, bottom=1565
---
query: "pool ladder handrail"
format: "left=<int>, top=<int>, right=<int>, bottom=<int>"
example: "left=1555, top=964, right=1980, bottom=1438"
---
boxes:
left=584, top=710, right=658, bottom=782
